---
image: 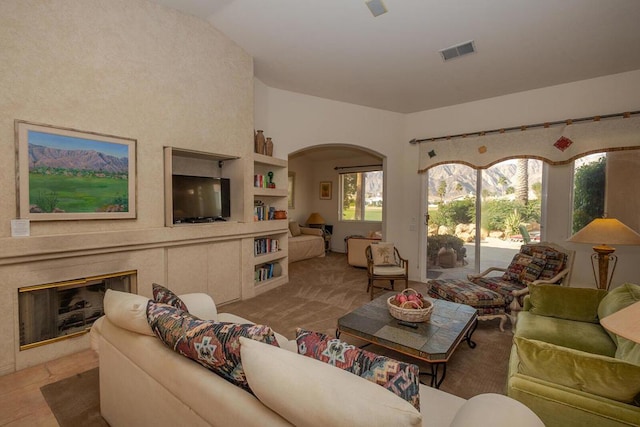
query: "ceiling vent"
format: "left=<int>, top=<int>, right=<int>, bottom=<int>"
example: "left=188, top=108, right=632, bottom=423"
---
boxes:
left=440, top=40, right=476, bottom=61
left=365, top=0, right=387, bottom=17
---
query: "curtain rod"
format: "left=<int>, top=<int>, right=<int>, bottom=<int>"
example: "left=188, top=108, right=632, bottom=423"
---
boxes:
left=408, top=110, right=640, bottom=145
left=334, top=164, right=383, bottom=170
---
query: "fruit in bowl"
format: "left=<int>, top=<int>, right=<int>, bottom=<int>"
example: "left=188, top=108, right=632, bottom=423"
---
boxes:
left=393, top=291, right=424, bottom=308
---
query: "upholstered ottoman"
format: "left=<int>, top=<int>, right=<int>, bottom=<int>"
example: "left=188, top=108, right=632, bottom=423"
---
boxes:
left=427, top=279, right=509, bottom=331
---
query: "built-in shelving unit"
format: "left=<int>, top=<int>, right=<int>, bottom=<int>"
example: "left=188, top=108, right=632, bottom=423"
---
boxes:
left=252, top=153, right=288, bottom=294
left=163, top=147, right=242, bottom=227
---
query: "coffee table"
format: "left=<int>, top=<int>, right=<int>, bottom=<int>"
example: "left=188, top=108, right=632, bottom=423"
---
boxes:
left=336, top=292, right=478, bottom=388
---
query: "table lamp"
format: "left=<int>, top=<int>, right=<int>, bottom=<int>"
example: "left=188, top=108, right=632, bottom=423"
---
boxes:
left=306, top=212, right=326, bottom=227
left=567, top=218, right=640, bottom=290
left=600, top=301, right=640, bottom=343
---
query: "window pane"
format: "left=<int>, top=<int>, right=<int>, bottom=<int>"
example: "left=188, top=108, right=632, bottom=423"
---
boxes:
left=572, top=153, right=606, bottom=233
left=340, top=171, right=383, bottom=222
left=363, top=171, right=383, bottom=221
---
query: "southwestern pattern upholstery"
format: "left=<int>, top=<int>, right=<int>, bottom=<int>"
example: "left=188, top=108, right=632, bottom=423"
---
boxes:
left=146, top=300, right=279, bottom=392
left=295, top=328, right=420, bottom=410
left=428, top=242, right=574, bottom=331
left=152, top=282, right=189, bottom=311
left=427, top=279, right=508, bottom=331
left=467, top=242, right=574, bottom=325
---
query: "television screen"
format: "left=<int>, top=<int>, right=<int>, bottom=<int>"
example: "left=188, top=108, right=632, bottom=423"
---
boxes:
left=172, top=175, right=230, bottom=223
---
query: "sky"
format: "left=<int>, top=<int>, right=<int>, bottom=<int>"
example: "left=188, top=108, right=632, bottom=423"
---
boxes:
left=28, top=130, right=129, bottom=159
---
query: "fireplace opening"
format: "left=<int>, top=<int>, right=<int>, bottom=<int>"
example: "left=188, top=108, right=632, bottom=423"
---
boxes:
left=18, top=270, right=137, bottom=350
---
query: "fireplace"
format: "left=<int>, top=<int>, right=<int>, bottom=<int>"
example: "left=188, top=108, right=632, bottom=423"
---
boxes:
left=18, top=270, right=137, bottom=350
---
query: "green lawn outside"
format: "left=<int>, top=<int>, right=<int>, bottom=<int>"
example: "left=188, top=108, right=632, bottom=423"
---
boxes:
left=342, top=206, right=382, bottom=221
left=29, top=174, right=128, bottom=212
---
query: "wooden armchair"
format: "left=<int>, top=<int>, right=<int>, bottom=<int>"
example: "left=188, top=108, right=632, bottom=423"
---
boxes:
left=467, top=241, right=574, bottom=323
left=365, top=244, right=408, bottom=300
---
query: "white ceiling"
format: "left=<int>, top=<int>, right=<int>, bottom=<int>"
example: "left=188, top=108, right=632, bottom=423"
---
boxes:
left=152, top=0, right=640, bottom=114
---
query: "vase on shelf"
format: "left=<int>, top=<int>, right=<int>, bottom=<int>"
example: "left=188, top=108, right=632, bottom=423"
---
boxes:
left=255, top=130, right=265, bottom=154
left=265, top=137, right=274, bottom=156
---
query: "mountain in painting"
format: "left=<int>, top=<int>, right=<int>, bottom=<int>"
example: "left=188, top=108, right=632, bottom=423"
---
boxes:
left=28, top=144, right=128, bottom=174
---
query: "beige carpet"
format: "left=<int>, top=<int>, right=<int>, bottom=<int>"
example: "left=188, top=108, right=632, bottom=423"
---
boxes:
left=224, top=252, right=513, bottom=399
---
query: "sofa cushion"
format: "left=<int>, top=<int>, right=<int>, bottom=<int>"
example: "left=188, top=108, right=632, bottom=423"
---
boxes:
left=288, top=221, right=301, bottom=237
left=515, top=311, right=616, bottom=356
left=295, top=328, right=420, bottom=410
left=450, top=393, right=544, bottom=427
left=103, top=289, right=154, bottom=336
left=514, top=336, right=640, bottom=404
left=502, top=253, right=533, bottom=283
left=599, top=283, right=640, bottom=366
left=152, top=283, right=188, bottom=312
left=521, top=254, right=546, bottom=284
left=371, top=242, right=396, bottom=266
left=520, top=244, right=568, bottom=281
left=528, top=284, right=608, bottom=323
left=146, top=300, right=279, bottom=392
left=240, top=337, right=422, bottom=427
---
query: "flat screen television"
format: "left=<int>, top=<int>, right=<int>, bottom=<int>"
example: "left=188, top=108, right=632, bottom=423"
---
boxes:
left=172, top=175, right=230, bottom=223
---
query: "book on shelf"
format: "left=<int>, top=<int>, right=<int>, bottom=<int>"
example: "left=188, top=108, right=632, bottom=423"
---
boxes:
left=254, top=262, right=279, bottom=283
left=254, top=238, right=279, bottom=256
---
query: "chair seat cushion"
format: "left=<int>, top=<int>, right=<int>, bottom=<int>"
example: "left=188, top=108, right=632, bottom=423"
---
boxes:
left=515, top=311, right=617, bottom=356
left=427, top=279, right=506, bottom=316
left=373, top=265, right=405, bottom=276
left=471, top=277, right=526, bottom=305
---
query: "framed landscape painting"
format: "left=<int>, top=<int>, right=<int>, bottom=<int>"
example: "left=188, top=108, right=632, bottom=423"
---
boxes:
left=15, top=120, right=137, bottom=220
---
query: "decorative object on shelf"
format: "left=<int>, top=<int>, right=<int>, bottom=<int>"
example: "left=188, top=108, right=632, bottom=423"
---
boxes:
left=319, top=181, right=332, bottom=200
left=265, top=137, right=274, bottom=156
left=306, top=212, right=325, bottom=227
left=15, top=120, right=137, bottom=221
left=274, top=210, right=287, bottom=219
left=567, top=217, right=640, bottom=290
left=267, top=171, right=275, bottom=188
left=255, top=130, right=265, bottom=154
left=387, top=289, right=433, bottom=323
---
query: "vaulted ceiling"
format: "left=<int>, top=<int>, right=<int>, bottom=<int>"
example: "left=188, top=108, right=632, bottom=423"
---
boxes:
left=152, top=0, right=640, bottom=114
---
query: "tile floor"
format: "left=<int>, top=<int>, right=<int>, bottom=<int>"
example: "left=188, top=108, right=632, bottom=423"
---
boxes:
left=0, top=349, right=98, bottom=426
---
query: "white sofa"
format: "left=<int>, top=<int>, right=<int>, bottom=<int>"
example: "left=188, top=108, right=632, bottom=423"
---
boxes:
left=90, top=290, right=544, bottom=427
left=288, top=223, right=325, bottom=263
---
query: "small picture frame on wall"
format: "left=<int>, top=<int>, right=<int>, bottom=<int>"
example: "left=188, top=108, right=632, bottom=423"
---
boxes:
left=15, top=120, right=137, bottom=221
left=319, top=181, right=332, bottom=200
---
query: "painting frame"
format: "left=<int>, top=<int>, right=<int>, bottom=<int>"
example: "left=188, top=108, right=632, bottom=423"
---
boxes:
left=288, top=171, right=296, bottom=209
left=319, top=181, right=332, bottom=200
left=15, top=120, right=137, bottom=221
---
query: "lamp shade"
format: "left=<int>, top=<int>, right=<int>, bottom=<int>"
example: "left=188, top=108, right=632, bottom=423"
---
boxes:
left=567, top=218, right=640, bottom=246
left=306, top=212, right=325, bottom=225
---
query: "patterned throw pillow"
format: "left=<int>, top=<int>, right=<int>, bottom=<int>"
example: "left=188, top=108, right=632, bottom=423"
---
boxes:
left=152, top=283, right=188, bottom=312
left=520, top=254, right=547, bottom=284
left=296, top=328, right=420, bottom=410
left=146, top=301, right=279, bottom=392
left=502, top=253, right=533, bottom=283
left=371, top=242, right=396, bottom=266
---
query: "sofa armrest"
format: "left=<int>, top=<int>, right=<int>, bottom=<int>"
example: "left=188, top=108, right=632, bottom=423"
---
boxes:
left=180, top=293, right=218, bottom=320
left=299, top=227, right=323, bottom=237
left=468, top=267, right=506, bottom=281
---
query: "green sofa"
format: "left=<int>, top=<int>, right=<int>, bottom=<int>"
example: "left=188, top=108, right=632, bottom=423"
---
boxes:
left=507, top=283, right=640, bottom=427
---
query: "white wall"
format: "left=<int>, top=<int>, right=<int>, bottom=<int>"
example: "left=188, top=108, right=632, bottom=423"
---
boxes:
left=0, top=0, right=255, bottom=374
left=258, top=69, right=640, bottom=287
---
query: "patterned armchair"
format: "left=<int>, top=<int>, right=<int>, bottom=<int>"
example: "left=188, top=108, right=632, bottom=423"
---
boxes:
left=467, top=242, right=575, bottom=324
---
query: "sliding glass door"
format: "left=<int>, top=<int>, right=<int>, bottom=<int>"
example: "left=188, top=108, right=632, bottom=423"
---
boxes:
left=426, top=159, right=543, bottom=280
